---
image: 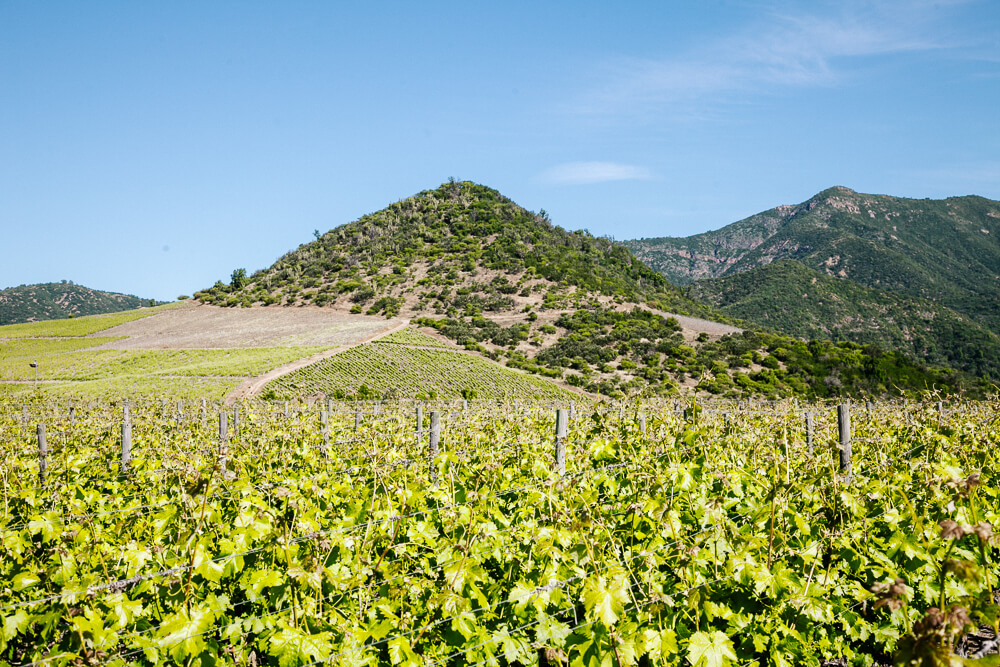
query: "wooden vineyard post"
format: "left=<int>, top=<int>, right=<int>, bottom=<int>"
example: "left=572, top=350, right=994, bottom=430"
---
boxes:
left=837, top=403, right=852, bottom=477
left=429, top=411, right=441, bottom=485
left=639, top=412, right=647, bottom=436
left=200, top=399, right=207, bottom=427
left=219, top=413, right=228, bottom=469
left=121, top=412, right=132, bottom=472
left=555, top=409, right=568, bottom=476
left=354, top=409, right=361, bottom=432
left=319, top=409, right=329, bottom=460
left=233, top=404, right=240, bottom=439
left=37, top=424, right=47, bottom=485
left=415, top=405, right=423, bottom=446
left=68, top=404, right=75, bottom=429
left=321, top=417, right=330, bottom=463
left=805, top=412, right=814, bottom=450
left=176, top=400, right=184, bottom=423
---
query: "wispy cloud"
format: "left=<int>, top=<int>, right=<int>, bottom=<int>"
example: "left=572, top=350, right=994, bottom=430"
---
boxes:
left=539, top=161, right=653, bottom=186
left=576, top=1, right=965, bottom=117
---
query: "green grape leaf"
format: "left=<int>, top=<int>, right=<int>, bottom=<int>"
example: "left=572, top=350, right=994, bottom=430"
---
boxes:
left=268, top=628, right=332, bottom=667
left=245, top=569, right=284, bottom=596
left=1, top=609, right=31, bottom=651
left=583, top=577, right=622, bottom=627
left=12, top=571, right=41, bottom=591
left=687, top=631, right=738, bottom=667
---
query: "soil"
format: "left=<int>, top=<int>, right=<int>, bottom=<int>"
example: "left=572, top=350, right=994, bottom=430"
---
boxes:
left=87, top=302, right=403, bottom=350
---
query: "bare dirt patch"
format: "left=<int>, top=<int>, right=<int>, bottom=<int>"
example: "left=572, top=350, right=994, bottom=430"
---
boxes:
left=88, top=303, right=404, bottom=350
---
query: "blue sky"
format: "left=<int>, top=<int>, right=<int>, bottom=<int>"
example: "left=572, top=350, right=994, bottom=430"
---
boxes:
left=2, top=1, right=998, bottom=301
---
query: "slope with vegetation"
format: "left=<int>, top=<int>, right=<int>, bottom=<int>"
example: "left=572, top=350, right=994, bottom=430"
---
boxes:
left=690, top=260, right=1000, bottom=380
left=193, top=181, right=985, bottom=400
left=0, top=281, right=158, bottom=325
left=264, top=327, right=577, bottom=401
left=625, top=188, right=1000, bottom=379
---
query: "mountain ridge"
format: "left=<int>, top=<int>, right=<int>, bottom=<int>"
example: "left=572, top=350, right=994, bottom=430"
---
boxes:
left=624, top=187, right=1000, bottom=379
left=0, top=282, right=156, bottom=326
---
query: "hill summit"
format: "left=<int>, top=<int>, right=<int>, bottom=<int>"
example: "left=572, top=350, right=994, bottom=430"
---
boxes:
left=197, top=180, right=713, bottom=319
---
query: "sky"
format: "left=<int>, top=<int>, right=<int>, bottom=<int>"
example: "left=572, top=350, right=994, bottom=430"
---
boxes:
left=2, top=1, right=998, bottom=302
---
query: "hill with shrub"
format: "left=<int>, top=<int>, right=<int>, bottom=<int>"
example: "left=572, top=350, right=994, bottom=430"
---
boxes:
left=0, top=281, right=156, bottom=325
left=625, top=187, right=1000, bottom=379
left=194, top=181, right=985, bottom=399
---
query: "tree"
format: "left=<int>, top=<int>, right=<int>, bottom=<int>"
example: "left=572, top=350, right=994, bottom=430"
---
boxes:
left=231, top=268, right=248, bottom=290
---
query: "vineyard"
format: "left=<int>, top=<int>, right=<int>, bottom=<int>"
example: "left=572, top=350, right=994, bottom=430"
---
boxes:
left=265, top=332, right=574, bottom=401
left=0, top=397, right=997, bottom=666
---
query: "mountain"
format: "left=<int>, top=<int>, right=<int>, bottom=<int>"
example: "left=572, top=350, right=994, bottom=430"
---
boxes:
left=624, top=187, right=1000, bottom=378
left=195, top=181, right=983, bottom=399
left=624, top=187, right=1000, bottom=326
left=688, top=260, right=1000, bottom=379
left=0, top=282, right=155, bottom=325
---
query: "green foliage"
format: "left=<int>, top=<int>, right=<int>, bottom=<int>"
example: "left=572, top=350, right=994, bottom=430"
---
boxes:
left=418, top=308, right=981, bottom=399
left=0, top=399, right=996, bottom=666
left=198, top=180, right=722, bottom=321
left=690, top=260, right=1000, bottom=381
left=376, top=327, right=450, bottom=348
left=230, top=268, right=248, bottom=290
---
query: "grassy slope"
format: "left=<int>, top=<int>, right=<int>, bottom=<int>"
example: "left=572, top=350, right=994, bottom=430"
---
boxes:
left=0, top=282, right=159, bottom=325
left=0, top=306, right=325, bottom=400
left=0, top=304, right=168, bottom=338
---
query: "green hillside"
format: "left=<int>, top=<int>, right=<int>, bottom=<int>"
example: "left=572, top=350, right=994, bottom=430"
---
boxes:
left=190, top=181, right=984, bottom=400
left=195, top=180, right=719, bottom=319
left=625, top=188, right=1000, bottom=379
left=0, top=282, right=158, bottom=325
left=689, top=260, right=1000, bottom=379
left=624, top=187, right=1000, bottom=327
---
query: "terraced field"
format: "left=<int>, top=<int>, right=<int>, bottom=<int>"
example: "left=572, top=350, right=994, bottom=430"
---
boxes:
left=0, top=304, right=384, bottom=400
left=0, top=309, right=574, bottom=401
